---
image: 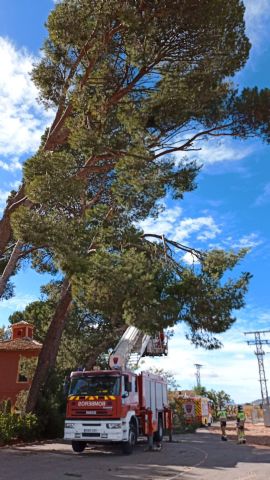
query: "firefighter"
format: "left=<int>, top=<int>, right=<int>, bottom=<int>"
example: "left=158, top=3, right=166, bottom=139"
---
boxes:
left=217, top=406, right=228, bottom=441
left=236, top=405, right=246, bottom=444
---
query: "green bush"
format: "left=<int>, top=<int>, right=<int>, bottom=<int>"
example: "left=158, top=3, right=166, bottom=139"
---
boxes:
left=15, top=414, right=39, bottom=441
left=0, top=399, right=12, bottom=414
left=34, top=369, right=67, bottom=439
left=173, top=418, right=200, bottom=434
left=0, top=413, right=39, bottom=444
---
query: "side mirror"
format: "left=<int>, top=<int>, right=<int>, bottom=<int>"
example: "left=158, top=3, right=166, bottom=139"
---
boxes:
left=122, top=391, right=129, bottom=399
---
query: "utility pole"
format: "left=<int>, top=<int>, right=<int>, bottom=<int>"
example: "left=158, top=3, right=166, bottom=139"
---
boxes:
left=245, top=330, right=270, bottom=427
left=245, top=330, right=270, bottom=406
left=194, top=363, right=203, bottom=388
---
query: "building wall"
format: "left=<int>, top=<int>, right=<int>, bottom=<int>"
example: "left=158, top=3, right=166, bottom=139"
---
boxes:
left=0, top=350, right=39, bottom=405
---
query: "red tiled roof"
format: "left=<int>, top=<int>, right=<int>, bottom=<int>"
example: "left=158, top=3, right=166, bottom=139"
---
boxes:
left=12, top=321, right=32, bottom=326
left=0, top=338, right=42, bottom=351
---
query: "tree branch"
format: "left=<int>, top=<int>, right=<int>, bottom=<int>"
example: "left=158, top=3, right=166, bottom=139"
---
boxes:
left=142, top=233, right=204, bottom=260
left=45, top=23, right=123, bottom=150
left=153, top=123, right=234, bottom=159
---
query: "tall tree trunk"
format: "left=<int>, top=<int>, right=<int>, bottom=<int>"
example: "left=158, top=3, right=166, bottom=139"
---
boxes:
left=25, top=277, right=72, bottom=413
left=0, top=215, right=12, bottom=256
left=0, top=186, right=26, bottom=255
left=0, top=240, right=23, bottom=297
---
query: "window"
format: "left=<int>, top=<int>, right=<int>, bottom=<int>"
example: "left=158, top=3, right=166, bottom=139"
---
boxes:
left=17, top=357, right=28, bottom=382
left=69, top=375, right=121, bottom=396
left=17, top=355, right=37, bottom=383
left=122, top=375, right=131, bottom=394
left=18, top=373, right=28, bottom=383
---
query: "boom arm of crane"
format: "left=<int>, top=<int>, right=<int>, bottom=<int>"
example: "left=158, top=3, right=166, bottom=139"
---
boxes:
left=109, top=326, right=168, bottom=370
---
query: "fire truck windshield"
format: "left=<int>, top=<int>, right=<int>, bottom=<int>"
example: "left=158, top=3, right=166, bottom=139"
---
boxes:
left=69, top=375, right=121, bottom=396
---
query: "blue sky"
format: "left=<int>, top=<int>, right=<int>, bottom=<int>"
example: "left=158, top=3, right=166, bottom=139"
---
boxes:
left=0, top=0, right=270, bottom=403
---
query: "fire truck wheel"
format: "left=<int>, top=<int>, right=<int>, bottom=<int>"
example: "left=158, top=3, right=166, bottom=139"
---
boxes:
left=71, top=441, right=86, bottom=453
left=122, top=424, right=137, bottom=455
left=153, top=416, right=163, bottom=442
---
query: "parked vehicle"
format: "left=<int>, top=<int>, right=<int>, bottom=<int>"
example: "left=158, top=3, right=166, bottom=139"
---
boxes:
left=64, top=327, right=172, bottom=454
left=178, top=395, right=213, bottom=426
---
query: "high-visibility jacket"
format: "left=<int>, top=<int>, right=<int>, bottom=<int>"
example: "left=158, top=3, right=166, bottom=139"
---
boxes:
left=237, top=412, right=246, bottom=426
left=218, top=410, right=227, bottom=421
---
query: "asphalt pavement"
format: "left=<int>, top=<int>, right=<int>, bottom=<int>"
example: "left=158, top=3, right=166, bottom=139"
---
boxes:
left=0, top=428, right=270, bottom=480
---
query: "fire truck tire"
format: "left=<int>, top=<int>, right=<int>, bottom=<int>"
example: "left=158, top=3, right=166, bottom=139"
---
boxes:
left=153, top=415, right=163, bottom=442
left=122, top=424, right=137, bottom=455
left=71, top=441, right=86, bottom=453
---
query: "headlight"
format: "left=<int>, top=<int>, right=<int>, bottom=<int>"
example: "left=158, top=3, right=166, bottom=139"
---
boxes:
left=106, top=423, right=122, bottom=429
left=65, top=423, right=75, bottom=428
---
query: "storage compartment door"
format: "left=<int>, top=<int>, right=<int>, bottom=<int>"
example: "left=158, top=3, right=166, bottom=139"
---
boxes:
left=150, top=380, right=157, bottom=421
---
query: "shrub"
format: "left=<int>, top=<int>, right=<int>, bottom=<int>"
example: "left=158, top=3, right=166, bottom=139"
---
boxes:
left=34, top=369, right=66, bottom=438
left=0, top=399, right=12, bottom=414
left=0, top=413, right=39, bottom=445
left=14, top=390, right=29, bottom=414
left=15, top=413, right=39, bottom=441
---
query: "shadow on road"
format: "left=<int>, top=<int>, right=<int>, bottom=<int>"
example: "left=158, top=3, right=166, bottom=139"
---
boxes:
left=2, top=430, right=270, bottom=480
left=70, top=432, right=270, bottom=479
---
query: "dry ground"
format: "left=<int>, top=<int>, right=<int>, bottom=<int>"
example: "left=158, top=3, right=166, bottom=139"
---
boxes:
left=209, top=421, right=270, bottom=447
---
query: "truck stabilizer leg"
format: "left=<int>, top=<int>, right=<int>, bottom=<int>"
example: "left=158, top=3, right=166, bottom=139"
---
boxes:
left=148, top=434, right=154, bottom=451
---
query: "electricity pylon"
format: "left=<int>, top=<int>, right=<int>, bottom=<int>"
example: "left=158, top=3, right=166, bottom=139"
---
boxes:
left=194, top=363, right=203, bottom=388
left=245, top=330, right=270, bottom=406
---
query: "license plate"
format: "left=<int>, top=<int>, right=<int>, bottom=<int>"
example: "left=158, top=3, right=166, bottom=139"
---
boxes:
left=84, top=428, right=98, bottom=433
left=86, top=410, right=96, bottom=415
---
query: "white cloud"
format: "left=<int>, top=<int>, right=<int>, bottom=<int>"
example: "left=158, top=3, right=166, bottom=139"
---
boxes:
left=256, top=311, right=270, bottom=325
left=244, top=0, right=270, bottom=50
left=231, top=233, right=263, bottom=249
left=0, top=189, right=9, bottom=201
left=0, top=37, right=53, bottom=164
left=0, top=294, right=37, bottom=311
left=182, top=252, right=200, bottom=265
left=254, top=183, right=270, bottom=206
left=140, top=202, right=261, bottom=255
left=140, top=204, right=221, bottom=246
left=0, top=189, right=9, bottom=210
left=8, top=179, right=21, bottom=190
left=139, top=319, right=270, bottom=403
left=173, top=216, right=221, bottom=243
left=139, top=206, right=183, bottom=236
left=0, top=181, right=22, bottom=213
left=175, top=138, right=253, bottom=176
left=0, top=156, right=22, bottom=172
left=192, top=140, right=252, bottom=166
left=210, top=232, right=263, bottom=253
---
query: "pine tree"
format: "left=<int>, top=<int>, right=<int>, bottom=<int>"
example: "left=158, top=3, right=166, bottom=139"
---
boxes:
left=0, top=1, right=269, bottom=411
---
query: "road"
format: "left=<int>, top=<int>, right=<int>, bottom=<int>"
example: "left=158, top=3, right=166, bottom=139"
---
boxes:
left=0, top=429, right=270, bottom=480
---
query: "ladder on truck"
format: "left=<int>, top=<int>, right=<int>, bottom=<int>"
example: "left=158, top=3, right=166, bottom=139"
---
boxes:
left=109, top=326, right=168, bottom=370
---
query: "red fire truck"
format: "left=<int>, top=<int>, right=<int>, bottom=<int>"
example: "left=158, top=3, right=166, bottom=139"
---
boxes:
left=64, top=327, right=172, bottom=454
